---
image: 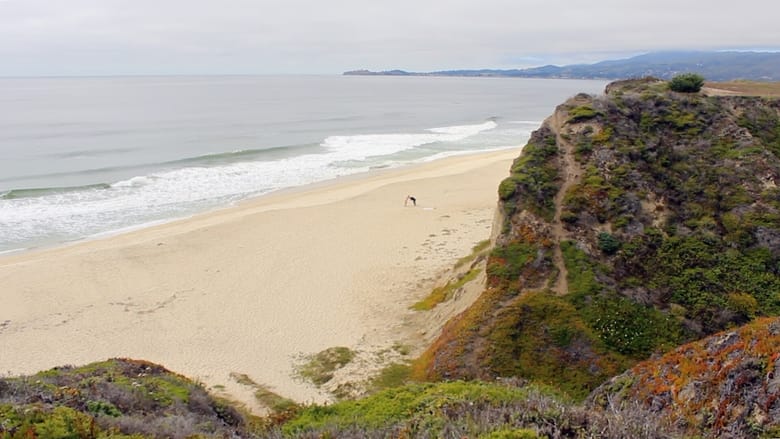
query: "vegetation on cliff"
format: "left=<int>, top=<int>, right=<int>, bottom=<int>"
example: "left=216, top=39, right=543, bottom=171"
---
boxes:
left=415, top=77, right=780, bottom=406
left=0, top=359, right=252, bottom=438
left=280, top=379, right=673, bottom=438
left=669, top=73, right=705, bottom=93
left=591, top=317, right=780, bottom=438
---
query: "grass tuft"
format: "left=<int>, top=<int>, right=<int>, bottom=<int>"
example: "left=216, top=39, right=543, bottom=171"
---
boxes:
left=454, top=239, right=492, bottom=269
left=370, top=363, right=412, bottom=392
left=296, top=346, right=355, bottom=386
left=253, top=385, right=299, bottom=413
left=411, top=268, right=481, bottom=311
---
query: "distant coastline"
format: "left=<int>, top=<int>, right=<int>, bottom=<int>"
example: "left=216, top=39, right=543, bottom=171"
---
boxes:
left=345, top=50, right=780, bottom=81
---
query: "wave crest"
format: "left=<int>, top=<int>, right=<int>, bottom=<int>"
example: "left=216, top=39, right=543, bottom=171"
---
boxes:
left=322, top=120, right=497, bottom=159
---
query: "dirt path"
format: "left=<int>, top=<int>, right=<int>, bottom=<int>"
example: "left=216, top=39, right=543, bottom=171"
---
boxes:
left=549, top=110, right=581, bottom=295
left=703, top=82, right=780, bottom=97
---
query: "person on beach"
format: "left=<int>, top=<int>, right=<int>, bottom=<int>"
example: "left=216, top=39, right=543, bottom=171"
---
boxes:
left=405, top=195, right=417, bottom=207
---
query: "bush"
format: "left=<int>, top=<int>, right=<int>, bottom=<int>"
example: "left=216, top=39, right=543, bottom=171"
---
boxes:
left=498, top=177, right=517, bottom=200
left=568, top=105, right=599, bottom=123
left=586, top=294, right=681, bottom=357
left=597, top=232, right=621, bottom=255
left=669, top=73, right=705, bottom=93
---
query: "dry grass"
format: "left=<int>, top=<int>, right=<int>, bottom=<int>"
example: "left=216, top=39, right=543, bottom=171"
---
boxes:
left=704, top=81, right=780, bottom=97
left=411, top=268, right=481, bottom=311
left=295, top=346, right=356, bottom=386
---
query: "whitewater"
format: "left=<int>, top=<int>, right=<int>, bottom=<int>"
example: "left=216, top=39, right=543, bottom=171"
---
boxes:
left=0, top=75, right=607, bottom=253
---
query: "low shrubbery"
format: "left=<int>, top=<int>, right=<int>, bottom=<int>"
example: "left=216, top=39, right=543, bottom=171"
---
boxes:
left=278, top=380, right=674, bottom=438
left=0, top=359, right=252, bottom=439
left=668, top=73, right=705, bottom=93
left=567, top=104, right=600, bottom=123
left=499, top=127, right=560, bottom=221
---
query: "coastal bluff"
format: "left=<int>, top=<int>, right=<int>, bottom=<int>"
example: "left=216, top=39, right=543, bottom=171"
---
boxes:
left=3, top=78, right=780, bottom=438
left=411, top=77, right=780, bottom=436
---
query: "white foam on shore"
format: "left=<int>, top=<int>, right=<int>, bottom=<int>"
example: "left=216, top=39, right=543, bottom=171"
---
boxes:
left=322, top=120, right=497, bottom=159
left=0, top=248, right=27, bottom=257
left=0, top=120, right=508, bottom=253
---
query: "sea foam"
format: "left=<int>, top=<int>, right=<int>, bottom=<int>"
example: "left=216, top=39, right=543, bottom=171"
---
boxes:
left=322, top=121, right=497, bottom=159
left=0, top=120, right=505, bottom=253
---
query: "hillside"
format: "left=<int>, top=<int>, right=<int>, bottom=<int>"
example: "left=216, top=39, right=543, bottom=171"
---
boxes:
left=413, top=77, right=780, bottom=402
left=345, top=51, right=780, bottom=81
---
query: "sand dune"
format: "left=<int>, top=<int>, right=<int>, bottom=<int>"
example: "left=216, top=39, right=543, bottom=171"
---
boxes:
left=0, top=148, right=518, bottom=409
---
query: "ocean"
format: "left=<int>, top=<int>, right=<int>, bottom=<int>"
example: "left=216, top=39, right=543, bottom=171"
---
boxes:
left=0, top=75, right=607, bottom=254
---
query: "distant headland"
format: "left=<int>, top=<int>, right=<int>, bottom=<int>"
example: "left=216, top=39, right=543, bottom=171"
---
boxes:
left=345, top=50, right=780, bottom=81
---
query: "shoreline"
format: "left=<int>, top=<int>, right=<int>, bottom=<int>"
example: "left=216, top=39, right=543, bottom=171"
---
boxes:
left=0, top=147, right=519, bottom=409
left=0, top=147, right=517, bottom=261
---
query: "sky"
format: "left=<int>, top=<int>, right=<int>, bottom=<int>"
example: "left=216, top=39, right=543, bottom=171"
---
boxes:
left=0, top=0, right=779, bottom=76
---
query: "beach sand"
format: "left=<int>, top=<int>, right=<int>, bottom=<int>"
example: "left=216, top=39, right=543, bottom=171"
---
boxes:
left=0, top=148, right=518, bottom=410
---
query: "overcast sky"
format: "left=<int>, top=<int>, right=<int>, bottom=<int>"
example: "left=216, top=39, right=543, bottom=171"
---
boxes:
left=1, top=0, right=778, bottom=76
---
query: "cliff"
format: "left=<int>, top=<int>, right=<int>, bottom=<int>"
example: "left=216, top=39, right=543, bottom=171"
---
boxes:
left=413, top=78, right=780, bottom=401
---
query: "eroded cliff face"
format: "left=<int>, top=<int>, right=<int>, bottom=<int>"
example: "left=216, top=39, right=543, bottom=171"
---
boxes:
left=414, top=78, right=780, bottom=401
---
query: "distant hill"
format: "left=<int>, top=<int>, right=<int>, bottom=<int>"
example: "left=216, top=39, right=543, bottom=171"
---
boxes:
left=345, top=51, right=780, bottom=81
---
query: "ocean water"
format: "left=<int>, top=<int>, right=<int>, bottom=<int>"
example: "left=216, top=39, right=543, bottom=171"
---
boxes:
left=0, top=75, right=607, bottom=254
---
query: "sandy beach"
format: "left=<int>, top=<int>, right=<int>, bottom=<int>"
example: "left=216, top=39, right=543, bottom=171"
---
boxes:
left=0, top=148, right=518, bottom=409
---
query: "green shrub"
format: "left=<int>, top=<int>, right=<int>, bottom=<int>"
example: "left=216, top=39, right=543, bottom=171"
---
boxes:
left=498, top=177, right=518, bottom=200
left=487, top=241, right=538, bottom=281
left=568, top=105, right=599, bottom=122
left=597, top=232, right=621, bottom=255
left=727, top=291, right=759, bottom=320
left=586, top=295, right=681, bottom=357
left=561, top=240, right=602, bottom=297
left=86, top=400, right=122, bottom=417
left=669, top=73, right=705, bottom=93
